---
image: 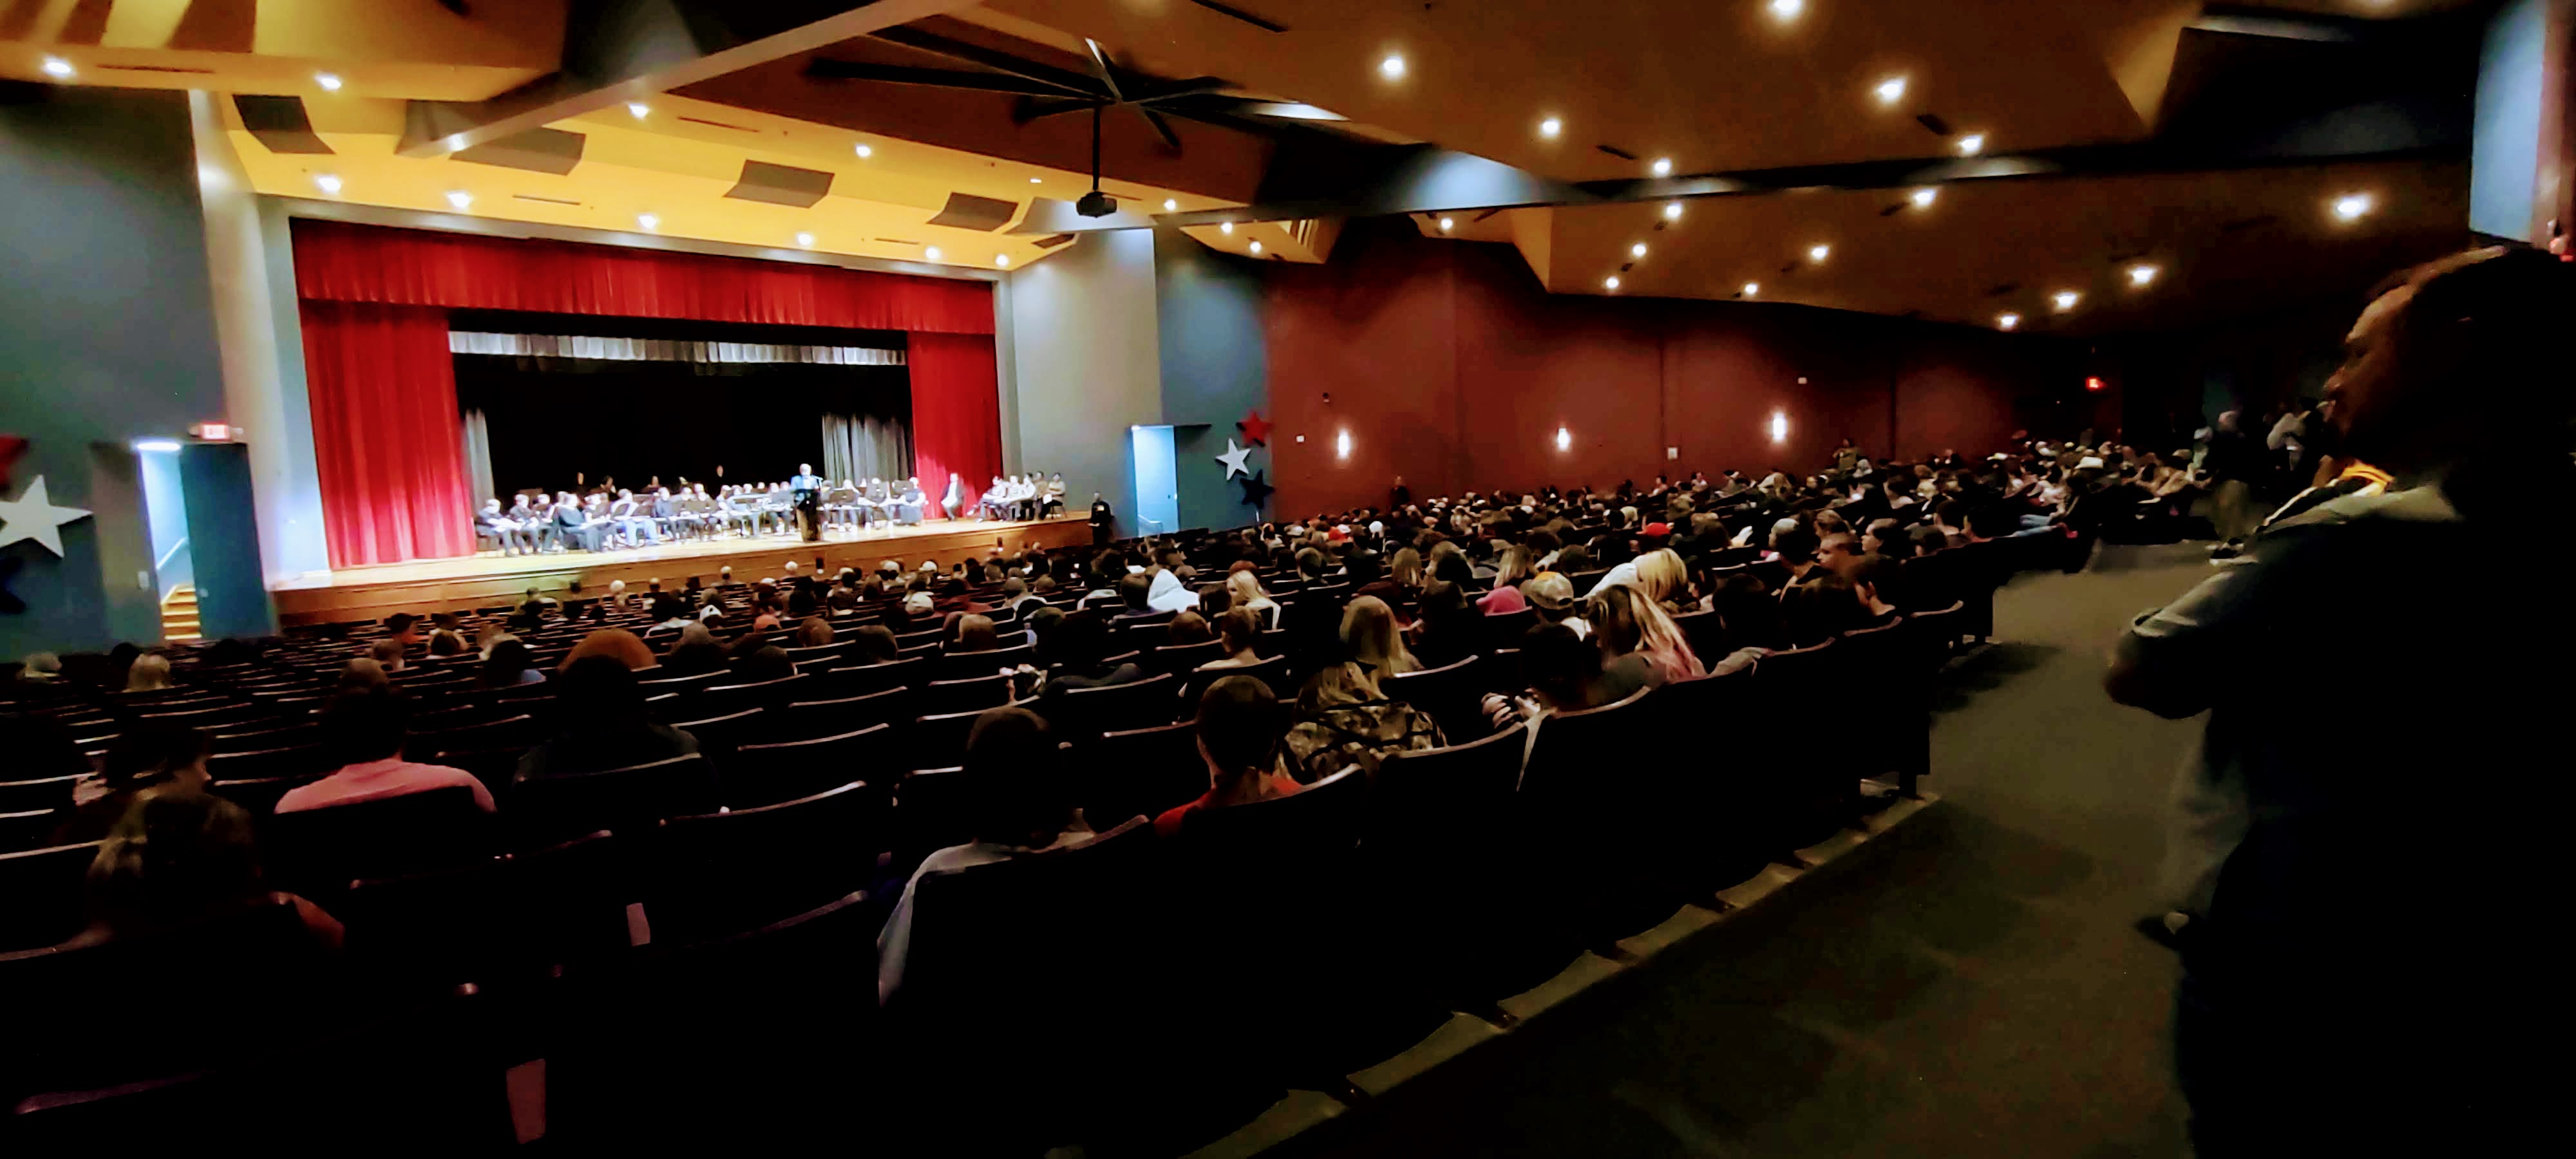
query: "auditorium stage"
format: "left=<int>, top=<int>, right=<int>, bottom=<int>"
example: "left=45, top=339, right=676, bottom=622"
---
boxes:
left=268, top=515, right=1095, bottom=627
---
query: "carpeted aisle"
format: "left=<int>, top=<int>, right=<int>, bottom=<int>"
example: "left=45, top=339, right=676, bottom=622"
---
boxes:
left=1265, top=551, right=2217, bottom=1158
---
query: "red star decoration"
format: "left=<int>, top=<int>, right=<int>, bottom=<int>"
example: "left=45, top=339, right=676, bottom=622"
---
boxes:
left=0, top=435, right=26, bottom=492
left=1236, top=409, right=1274, bottom=447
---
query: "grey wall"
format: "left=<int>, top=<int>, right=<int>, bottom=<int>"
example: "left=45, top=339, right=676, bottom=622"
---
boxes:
left=1154, top=227, right=1273, bottom=532
left=0, top=86, right=231, bottom=657
left=1005, top=231, right=1163, bottom=540
left=2473, top=0, right=2548, bottom=240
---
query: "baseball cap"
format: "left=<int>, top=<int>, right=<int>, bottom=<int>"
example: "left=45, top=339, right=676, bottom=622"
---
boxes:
left=1524, top=572, right=1575, bottom=611
left=919, top=560, right=938, bottom=571
left=903, top=592, right=934, bottom=615
left=1642, top=522, right=1671, bottom=538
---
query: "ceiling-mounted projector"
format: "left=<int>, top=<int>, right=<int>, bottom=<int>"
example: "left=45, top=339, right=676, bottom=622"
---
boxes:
left=1075, top=191, right=1117, bottom=218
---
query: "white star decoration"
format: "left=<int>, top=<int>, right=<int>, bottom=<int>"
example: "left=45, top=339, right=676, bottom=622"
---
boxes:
left=1215, top=437, right=1254, bottom=480
left=0, top=476, right=93, bottom=557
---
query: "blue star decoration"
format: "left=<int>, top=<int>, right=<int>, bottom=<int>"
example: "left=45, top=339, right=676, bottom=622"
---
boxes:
left=0, top=555, right=23, bottom=616
left=1236, top=469, right=1273, bottom=509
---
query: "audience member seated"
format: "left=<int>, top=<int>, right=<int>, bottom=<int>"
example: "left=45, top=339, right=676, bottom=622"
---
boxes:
left=1851, top=554, right=1908, bottom=630
left=1408, top=580, right=1479, bottom=668
left=368, top=639, right=407, bottom=673
left=1199, top=608, right=1265, bottom=671
left=1783, top=574, right=1868, bottom=646
left=1478, top=581, right=1528, bottom=615
left=1707, top=574, right=1794, bottom=654
left=734, top=645, right=795, bottom=684
left=1523, top=572, right=1590, bottom=639
left=793, top=616, right=836, bottom=648
left=661, top=623, right=730, bottom=676
left=1283, top=661, right=1441, bottom=783
left=124, top=652, right=174, bottom=692
left=54, top=721, right=213, bottom=845
left=561, top=628, right=657, bottom=673
left=1038, top=612, right=1145, bottom=693
left=1227, top=567, right=1283, bottom=629
left=1156, top=677, right=1302, bottom=836
left=426, top=630, right=466, bottom=658
left=845, top=624, right=903, bottom=665
left=876, top=708, right=1104, bottom=1005
left=1164, top=610, right=1213, bottom=647
left=1589, top=583, right=1705, bottom=701
left=1483, top=623, right=1607, bottom=730
left=70, top=786, right=343, bottom=950
left=1773, top=528, right=1828, bottom=594
left=477, top=638, right=545, bottom=689
left=276, top=689, right=497, bottom=814
left=515, top=655, right=702, bottom=782
left=1818, top=532, right=1868, bottom=580
left=1341, top=594, right=1421, bottom=677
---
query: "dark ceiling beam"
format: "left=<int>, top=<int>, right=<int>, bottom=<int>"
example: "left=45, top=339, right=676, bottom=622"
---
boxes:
left=397, top=0, right=979, bottom=158
left=866, top=24, right=1104, bottom=94
left=808, top=61, right=1076, bottom=97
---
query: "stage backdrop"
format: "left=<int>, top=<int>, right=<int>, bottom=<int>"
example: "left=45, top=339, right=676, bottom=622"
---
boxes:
left=292, top=221, right=1001, bottom=567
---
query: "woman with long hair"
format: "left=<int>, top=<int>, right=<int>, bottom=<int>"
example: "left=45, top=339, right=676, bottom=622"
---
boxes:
left=1588, top=583, right=1703, bottom=693
left=1283, top=661, right=1440, bottom=782
left=1388, top=547, right=1425, bottom=590
left=1225, top=567, right=1283, bottom=630
left=1340, top=594, right=1420, bottom=677
left=1491, top=544, right=1535, bottom=590
left=78, top=786, right=342, bottom=950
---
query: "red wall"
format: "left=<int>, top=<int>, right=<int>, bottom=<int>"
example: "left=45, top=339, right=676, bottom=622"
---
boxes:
left=1262, top=221, right=2085, bottom=518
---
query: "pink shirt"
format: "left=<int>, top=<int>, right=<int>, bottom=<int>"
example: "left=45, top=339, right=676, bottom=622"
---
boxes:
left=274, top=757, right=497, bottom=814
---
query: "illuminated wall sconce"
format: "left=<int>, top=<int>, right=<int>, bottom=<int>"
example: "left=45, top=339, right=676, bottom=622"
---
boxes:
left=1335, top=429, right=1352, bottom=459
left=1769, top=410, right=1788, bottom=444
left=1555, top=426, right=1572, bottom=451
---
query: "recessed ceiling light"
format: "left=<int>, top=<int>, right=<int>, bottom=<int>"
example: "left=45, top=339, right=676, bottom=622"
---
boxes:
left=2052, top=290, right=2081, bottom=312
left=444, top=134, right=467, bottom=151
left=313, top=173, right=343, bottom=195
left=39, top=56, right=72, bottom=79
left=1651, top=157, right=1673, bottom=177
left=627, top=102, right=650, bottom=118
left=1663, top=201, right=1683, bottom=221
left=316, top=73, right=343, bottom=91
left=795, top=232, right=815, bottom=248
left=853, top=143, right=873, bottom=158
left=1162, top=198, right=1178, bottom=211
left=2128, top=263, right=2159, bottom=287
left=925, top=246, right=942, bottom=261
left=1249, top=240, right=1264, bottom=254
left=1743, top=282, right=1760, bottom=297
left=2332, top=193, right=2374, bottom=221
left=1911, top=187, right=1938, bottom=208
left=1809, top=243, right=1831, bottom=262
left=637, top=213, right=658, bottom=231
left=1538, top=117, right=1561, bottom=139
left=1998, top=312, right=2021, bottom=330
left=1379, top=54, right=1406, bottom=79
left=995, top=254, right=1011, bottom=268
left=1631, top=242, right=1649, bottom=259
left=1604, top=275, right=1622, bottom=290
left=1029, top=176, right=1043, bottom=184
left=1957, top=133, right=1985, bottom=156
left=1220, top=222, right=1234, bottom=235
left=1770, top=0, right=1805, bottom=19
left=1875, top=77, right=1908, bottom=104
left=444, top=190, right=473, bottom=210
left=1438, top=216, right=1454, bottom=232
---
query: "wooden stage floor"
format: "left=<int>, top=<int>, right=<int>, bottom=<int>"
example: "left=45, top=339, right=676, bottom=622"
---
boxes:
left=270, top=515, right=1095, bottom=626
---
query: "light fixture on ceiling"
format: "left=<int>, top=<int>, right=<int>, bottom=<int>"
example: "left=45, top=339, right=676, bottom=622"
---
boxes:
left=2086, top=375, right=2107, bottom=393
left=1875, top=77, right=1908, bottom=104
left=1956, top=133, right=1985, bottom=156
left=132, top=440, right=182, bottom=453
left=1911, top=187, right=1938, bottom=208
left=444, top=134, right=467, bottom=151
left=1555, top=426, right=1573, bottom=451
left=316, top=73, right=343, bottom=91
left=1809, top=243, right=1831, bottom=262
left=636, top=213, right=658, bottom=231
left=1651, top=157, right=1673, bottom=177
left=925, top=246, right=942, bottom=261
left=1664, top=201, right=1683, bottom=221
left=1336, top=429, right=1352, bottom=458
left=1029, top=176, right=1043, bottom=184
left=1220, top=221, right=1234, bottom=235
left=2052, top=290, right=2080, bottom=312
left=1997, top=312, right=2021, bottom=330
left=1249, top=240, right=1264, bottom=254
left=1379, top=54, right=1406, bottom=79
left=2332, top=193, right=2374, bottom=221
left=995, top=254, right=1011, bottom=268
left=1604, top=275, right=1622, bottom=290
left=2128, top=263, right=2159, bottom=287
left=313, top=173, right=343, bottom=195
left=40, top=56, right=72, bottom=79
left=1439, top=216, right=1455, bottom=232
left=1539, top=117, right=1562, bottom=139
left=795, top=232, right=815, bottom=248
left=1743, top=282, right=1760, bottom=297
left=627, top=102, right=650, bottom=118
left=444, top=190, right=474, bottom=211
left=1769, top=410, right=1788, bottom=444
left=1162, top=198, right=1179, bottom=211
left=1770, top=0, right=1805, bottom=20
left=853, top=143, right=873, bottom=158
left=1631, top=242, right=1648, bottom=259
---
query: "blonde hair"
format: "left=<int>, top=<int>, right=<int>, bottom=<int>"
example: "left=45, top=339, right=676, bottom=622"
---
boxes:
left=1340, top=595, right=1419, bottom=675
left=1587, top=584, right=1703, bottom=684
left=1629, top=548, right=1688, bottom=606
left=1226, top=569, right=1275, bottom=610
left=1492, top=545, right=1533, bottom=588
left=124, top=653, right=173, bottom=692
left=1298, top=661, right=1385, bottom=715
left=1388, top=547, right=1424, bottom=589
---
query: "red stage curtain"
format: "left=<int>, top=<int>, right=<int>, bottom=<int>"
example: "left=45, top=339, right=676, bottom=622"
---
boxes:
left=292, top=220, right=994, bottom=335
left=906, top=332, right=1005, bottom=502
left=301, top=301, right=477, bottom=568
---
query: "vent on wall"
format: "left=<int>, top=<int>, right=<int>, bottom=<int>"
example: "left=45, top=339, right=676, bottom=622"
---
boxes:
left=725, top=160, right=834, bottom=208
left=1188, top=0, right=1287, bottom=32
left=925, top=192, right=1018, bottom=232
left=1595, top=144, right=1638, bottom=160
left=455, top=127, right=585, bottom=175
left=232, top=95, right=332, bottom=155
left=1032, top=233, right=1076, bottom=249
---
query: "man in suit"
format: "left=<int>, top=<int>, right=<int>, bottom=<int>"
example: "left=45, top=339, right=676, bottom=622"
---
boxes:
left=552, top=491, right=601, bottom=552
left=790, top=463, right=825, bottom=543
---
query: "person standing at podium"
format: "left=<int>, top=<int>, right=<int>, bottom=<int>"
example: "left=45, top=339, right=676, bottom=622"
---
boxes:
left=790, top=462, right=825, bottom=543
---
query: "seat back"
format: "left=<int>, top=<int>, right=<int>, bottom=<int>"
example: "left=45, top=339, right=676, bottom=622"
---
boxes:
left=1048, top=672, right=1180, bottom=737
left=405, top=712, right=540, bottom=762
left=207, top=771, right=327, bottom=817
left=670, top=707, right=767, bottom=756
left=0, top=839, right=102, bottom=952
left=206, top=744, right=334, bottom=786
left=513, top=753, right=722, bottom=843
left=265, top=785, right=494, bottom=897
left=1635, top=665, right=1772, bottom=889
left=693, top=674, right=810, bottom=717
left=1146, top=639, right=1226, bottom=676
left=891, top=767, right=971, bottom=865
left=0, top=773, right=80, bottom=815
left=647, top=781, right=886, bottom=941
left=1179, top=654, right=1289, bottom=707
left=1081, top=719, right=1207, bottom=830
left=1479, top=607, right=1537, bottom=654
left=730, top=724, right=890, bottom=808
left=1383, top=654, right=1486, bottom=744
left=934, top=644, right=1035, bottom=683
left=917, top=674, right=1012, bottom=717
left=816, top=655, right=926, bottom=697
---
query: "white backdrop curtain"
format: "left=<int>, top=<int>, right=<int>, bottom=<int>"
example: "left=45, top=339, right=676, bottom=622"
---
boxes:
left=460, top=408, right=497, bottom=504
left=821, top=413, right=913, bottom=485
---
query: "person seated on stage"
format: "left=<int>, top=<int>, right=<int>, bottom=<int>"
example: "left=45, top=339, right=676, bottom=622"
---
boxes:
left=477, top=498, right=527, bottom=556
left=1041, top=473, right=1068, bottom=518
left=978, top=476, right=1011, bottom=521
left=1156, top=677, right=1300, bottom=837
left=895, top=477, right=927, bottom=525
left=515, top=656, right=701, bottom=784
left=940, top=473, right=964, bottom=521
left=823, top=480, right=858, bottom=532
left=652, top=486, right=699, bottom=541
left=610, top=489, right=663, bottom=548
left=279, top=688, right=496, bottom=814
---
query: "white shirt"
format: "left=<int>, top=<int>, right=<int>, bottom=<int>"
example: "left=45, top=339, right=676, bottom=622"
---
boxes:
left=877, top=829, right=1095, bottom=1004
